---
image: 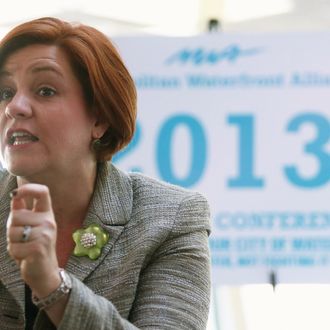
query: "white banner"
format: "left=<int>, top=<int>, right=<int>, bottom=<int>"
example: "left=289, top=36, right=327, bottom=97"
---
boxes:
left=114, top=33, right=330, bottom=285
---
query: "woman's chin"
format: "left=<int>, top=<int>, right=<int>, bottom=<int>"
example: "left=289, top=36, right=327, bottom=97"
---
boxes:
left=5, top=162, right=38, bottom=178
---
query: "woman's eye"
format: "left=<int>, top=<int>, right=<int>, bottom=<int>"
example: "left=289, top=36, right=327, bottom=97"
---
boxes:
left=38, top=87, right=56, bottom=97
left=0, top=88, right=14, bottom=101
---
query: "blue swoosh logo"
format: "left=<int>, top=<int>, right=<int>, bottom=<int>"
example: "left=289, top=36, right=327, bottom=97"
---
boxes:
left=165, top=44, right=262, bottom=65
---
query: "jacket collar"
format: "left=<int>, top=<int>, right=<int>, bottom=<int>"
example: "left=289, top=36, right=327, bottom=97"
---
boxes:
left=86, top=162, right=132, bottom=226
left=66, top=162, right=133, bottom=281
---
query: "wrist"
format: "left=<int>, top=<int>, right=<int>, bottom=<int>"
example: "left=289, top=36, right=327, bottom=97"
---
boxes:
left=32, top=268, right=72, bottom=310
left=31, top=268, right=61, bottom=298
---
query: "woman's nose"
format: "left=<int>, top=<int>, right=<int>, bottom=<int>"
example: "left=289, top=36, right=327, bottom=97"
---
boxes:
left=5, top=93, right=32, bottom=119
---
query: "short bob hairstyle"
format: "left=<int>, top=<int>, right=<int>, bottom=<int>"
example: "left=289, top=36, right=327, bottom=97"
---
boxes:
left=0, top=17, right=137, bottom=161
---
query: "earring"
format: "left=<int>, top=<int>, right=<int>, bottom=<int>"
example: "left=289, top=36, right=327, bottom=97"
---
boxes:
left=92, top=138, right=102, bottom=151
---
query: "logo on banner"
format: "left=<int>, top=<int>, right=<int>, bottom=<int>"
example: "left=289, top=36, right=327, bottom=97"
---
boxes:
left=165, top=44, right=262, bottom=65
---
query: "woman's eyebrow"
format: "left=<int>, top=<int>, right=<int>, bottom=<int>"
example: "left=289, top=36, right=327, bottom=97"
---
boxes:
left=30, top=65, right=64, bottom=78
left=0, top=65, right=64, bottom=80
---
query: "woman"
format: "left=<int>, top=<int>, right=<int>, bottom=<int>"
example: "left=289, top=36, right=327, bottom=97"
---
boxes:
left=0, top=17, right=211, bottom=329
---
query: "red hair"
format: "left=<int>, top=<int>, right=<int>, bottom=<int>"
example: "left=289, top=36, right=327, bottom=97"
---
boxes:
left=0, top=17, right=137, bottom=161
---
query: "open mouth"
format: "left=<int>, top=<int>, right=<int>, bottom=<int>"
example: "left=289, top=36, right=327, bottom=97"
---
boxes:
left=8, top=132, right=39, bottom=146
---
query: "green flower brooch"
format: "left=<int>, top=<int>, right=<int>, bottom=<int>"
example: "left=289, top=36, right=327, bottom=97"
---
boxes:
left=72, top=224, right=109, bottom=260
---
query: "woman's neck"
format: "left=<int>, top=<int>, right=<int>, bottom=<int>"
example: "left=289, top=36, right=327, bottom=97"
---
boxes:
left=16, top=161, right=98, bottom=229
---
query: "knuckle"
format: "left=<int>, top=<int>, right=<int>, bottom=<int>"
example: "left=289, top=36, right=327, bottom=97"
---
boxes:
left=7, top=227, right=14, bottom=239
left=44, top=218, right=56, bottom=231
left=7, top=244, right=14, bottom=257
left=39, top=229, right=55, bottom=243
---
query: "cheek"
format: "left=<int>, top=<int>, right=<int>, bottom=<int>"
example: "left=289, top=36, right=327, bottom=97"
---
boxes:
left=41, top=102, right=94, bottom=146
left=48, top=117, right=93, bottom=147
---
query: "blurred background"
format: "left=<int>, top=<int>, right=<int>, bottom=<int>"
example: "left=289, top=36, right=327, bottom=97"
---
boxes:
left=2, top=0, right=330, bottom=37
left=1, top=1, right=330, bottom=330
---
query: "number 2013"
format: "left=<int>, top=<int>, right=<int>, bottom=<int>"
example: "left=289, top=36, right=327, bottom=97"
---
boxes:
left=113, top=113, right=330, bottom=189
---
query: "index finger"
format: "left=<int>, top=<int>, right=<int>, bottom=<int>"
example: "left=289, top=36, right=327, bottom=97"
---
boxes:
left=13, top=184, right=52, bottom=212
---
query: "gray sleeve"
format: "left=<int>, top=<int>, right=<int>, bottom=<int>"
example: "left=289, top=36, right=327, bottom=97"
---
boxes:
left=35, top=275, right=139, bottom=330
left=129, top=192, right=211, bottom=329
left=35, top=193, right=211, bottom=330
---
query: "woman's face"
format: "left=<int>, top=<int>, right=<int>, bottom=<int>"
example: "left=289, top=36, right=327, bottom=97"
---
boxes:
left=0, top=44, right=101, bottom=179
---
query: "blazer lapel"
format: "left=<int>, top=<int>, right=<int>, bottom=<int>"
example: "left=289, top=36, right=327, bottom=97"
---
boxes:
left=66, top=162, right=132, bottom=282
left=0, top=171, right=24, bottom=312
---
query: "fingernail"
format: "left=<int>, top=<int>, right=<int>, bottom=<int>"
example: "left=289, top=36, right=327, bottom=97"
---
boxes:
left=9, top=189, right=18, bottom=198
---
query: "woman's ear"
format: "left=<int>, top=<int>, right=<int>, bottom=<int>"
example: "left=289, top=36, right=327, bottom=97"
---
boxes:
left=92, top=120, right=109, bottom=139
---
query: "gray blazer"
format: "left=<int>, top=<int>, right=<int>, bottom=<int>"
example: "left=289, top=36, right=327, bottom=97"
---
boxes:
left=0, top=162, right=211, bottom=330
